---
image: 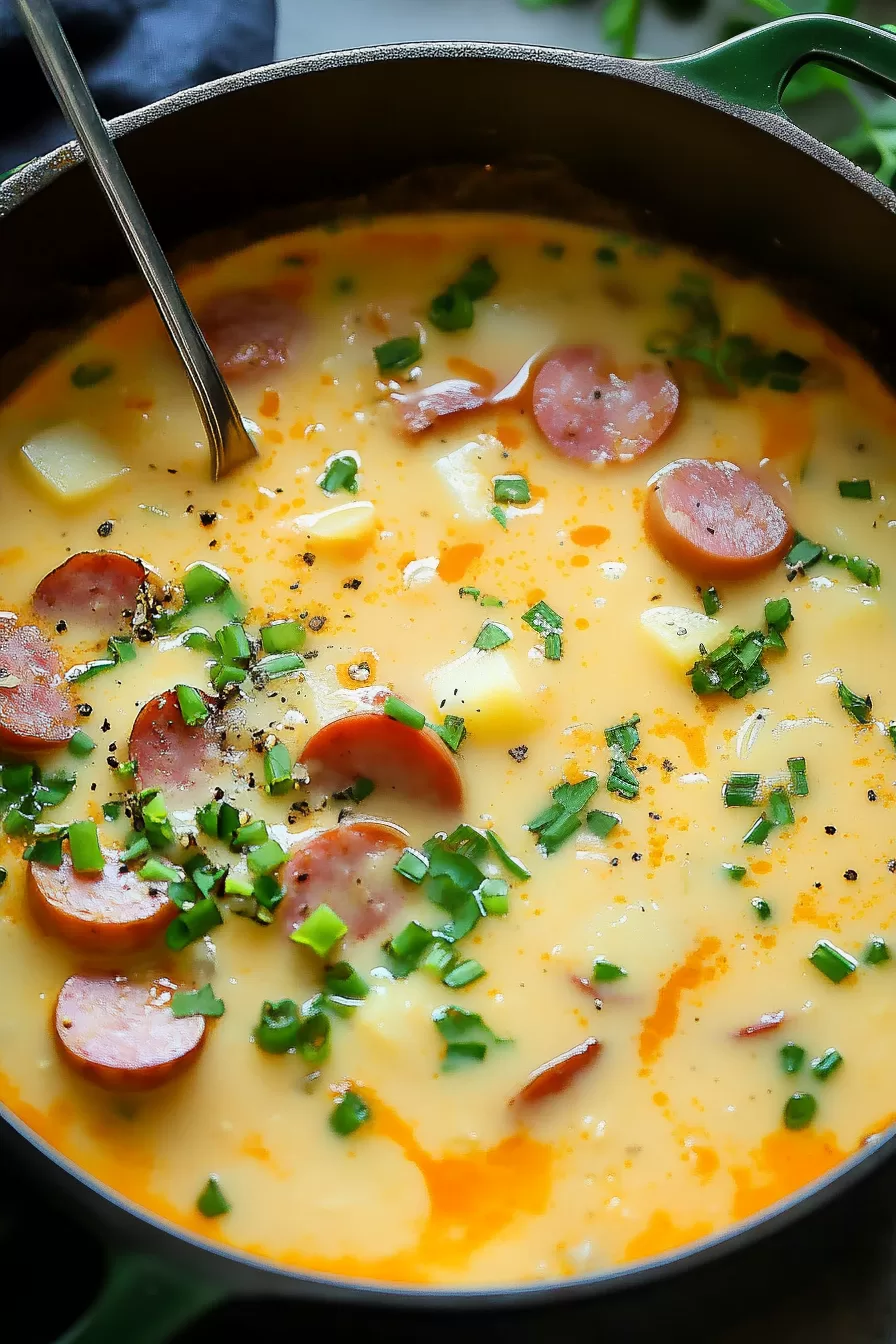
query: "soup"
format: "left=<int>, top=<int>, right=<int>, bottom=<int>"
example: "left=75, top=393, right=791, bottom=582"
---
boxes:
left=0, top=214, right=895, bottom=1287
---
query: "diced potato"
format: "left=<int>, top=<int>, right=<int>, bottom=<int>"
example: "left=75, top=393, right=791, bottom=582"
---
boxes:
left=434, top=434, right=502, bottom=520
left=292, top=500, right=376, bottom=557
left=428, top=648, right=532, bottom=740
left=20, top=423, right=129, bottom=502
left=354, top=982, right=436, bottom=1061
left=640, top=605, right=721, bottom=671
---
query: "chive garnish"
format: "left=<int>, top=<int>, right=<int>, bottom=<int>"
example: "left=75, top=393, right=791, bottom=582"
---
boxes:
left=459, top=586, right=480, bottom=601
left=489, top=505, right=508, bottom=529
left=394, top=849, right=429, bottom=884
left=429, top=285, right=474, bottom=332
left=586, top=809, right=620, bottom=839
left=787, top=757, right=809, bottom=796
left=723, top=773, right=760, bottom=807
left=538, top=811, right=582, bottom=854
left=751, top=897, right=772, bottom=921
left=421, top=942, right=456, bottom=978
left=604, top=715, right=640, bottom=758
left=196, top=1176, right=231, bottom=1218
left=263, top=741, right=293, bottom=795
left=837, top=680, right=872, bottom=724
left=231, top=819, right=268, bottom=850
left=384, top=921, right=433, bottom=975
left=722, top=863, right=747, bottom=881
left=435, top=714, right=466, bottom=752
left=296, top=1003, right=330, bottom=1063
left=102, top=802, right=121, bottom=822
left=554, top=777, right=600, bottom=813
left=247, top=839, right=287, bottom=877
left=255, top=999, right=300, bottom=1053
left=607, top=759, right=639, bottom=800
left=138, top=857, right=180, bottom=883
left=254, top=653, right=304, bottom=681
left=67, top=820, right=103, bottom=874
left=838, top=479, right=872, bottom=499
left=593, top=957, right=627, bottom=983
left=171, top=984, right=225, bottom=1018
left=845, top=555, right=880, bottom=586
left=764, top=597, right=793, bottom=634
left=485, top=830, right=531, bottom=881
left=24, top=835, right=64, bottom=867
left=743, top=815, right=773, bottom=846
left=443, top=959, right=486, bottom=989
left=166, top=897, right=222, bottom=950
left=688, top=625, right=772, bottom=700
left=108, top=635, right=136, bottom=663
left=809, top=938, right=857, bottom=983
left=121, top=834, right=150, bottom=864
left=183, top=561, right=231, bottom=605
left=71, top=360, right=114, bottom=388
left=810, top=1048, right=843, bottom=1081
left=457, top=256, right=498, bottom=300
left=863, top=935, right=890, bottom=964
left=383, top=695, right=426, bottom=729
left=373, top=334, right=421, bottom=374
left=325, top=962, right=369, bottom=1001
left=478, top=877, right=510, bottom=915
left=702, top=586, right=721, bottom=616
left=522, top=600, right=562, bottom=637
left=175, top=684, right=209, bottom=727
left=474, top=621, right=512, bottom=652
left=493, top=475, right=531, bottom=505
left=319, top=454, right=359, bottom=494
left=260, top=620, right=305, bottom=655
left=68, top=729, right=96, bottom=757
left=767, top=788, right=794, bottom=827
left=779, top=1042, right=805, bottom=1074
left=290, top=903, right=347, bottom=957
left=432, top=1005, right=508, bottom=1071
left=783, top=1093, right=817, bottom=1130
left=329, top=1090, right=371, bottom=1136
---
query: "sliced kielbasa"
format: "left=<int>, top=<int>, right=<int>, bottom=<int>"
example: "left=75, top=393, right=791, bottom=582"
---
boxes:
left=281, top=820, right=408, bottom=943
left=54, top=974, right=207, bottom=1091
left=736, top=1010, right=786, bottom=1038
left=532, top=346, right=679, bottom=464
left=510, top=1037, right=602, bottom=1106
left=197, top=289, right=296, bottom=380
left=129, top=688, right=221, bottom=790
left=33, top=551, right=146, bottom=628
left=645, top=458, right=794, bottom=578
left=300, top=712, right=463, bottom=810
left=29, top=847, right=174, bottom=952
left=0, top=620, right=77, bottom=754
left=393, top=378, right=490, bottom=435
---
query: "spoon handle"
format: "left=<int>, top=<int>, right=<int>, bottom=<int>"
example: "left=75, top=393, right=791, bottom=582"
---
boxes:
left=14, top=0, right=258, bottom=481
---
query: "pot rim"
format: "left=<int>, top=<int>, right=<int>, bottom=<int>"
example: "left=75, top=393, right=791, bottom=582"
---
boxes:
left=1, top=37, right=894, bottom=1306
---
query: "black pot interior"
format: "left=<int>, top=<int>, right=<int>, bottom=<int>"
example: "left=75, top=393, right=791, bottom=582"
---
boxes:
left=1, top=50, right=895, bottom=399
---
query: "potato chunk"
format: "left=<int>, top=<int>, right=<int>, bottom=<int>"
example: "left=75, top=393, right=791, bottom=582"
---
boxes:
left=428, top=648, right=531, bottom=740
left=21, top=424, right=129, bottom=502
left=640, top=605, right=722, bottom=671
left=292, top=500, right=376, bottom=557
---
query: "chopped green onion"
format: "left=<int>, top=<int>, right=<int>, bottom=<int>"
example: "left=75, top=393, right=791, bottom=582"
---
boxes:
left=231, top=819, right=268, bottom=850
left=384, top=920, right=433, bottom=972
left=196, top=1176, right=230, bottom=1218
left=394, top=848, right=429, bottom=884
left=373, top=334, right=421, bottom=374
left=846, top=554, right=880, bottom=586
left=783, top=1092, right=817, bottom=1130
left=784, top=536, right=824, bottom=572
left=260, top=620, right=305, bottom=654
left=320, top=454, right=359, bottom=494
left=810, top=1048, right=843, bottom=1081
left=254, top=652, right=304, bottom=681
left=751, top=897, right=772, bottom=921
left=297, top=1005, right=330, bottom=1064
left=71, top=360, right=114, bottom=388
left=478, top=877, right=509, bottom=915
left=493, top=475, right=531, bottom=505
left=121, top=834, right=151, bottom=864
left=263, top=742, right=293, bottom=795
left=456, top=255, right=498, bottom=300
left=171, top=984, right=225, bottom=1018
left=24, top=835, right=64, bottom=867
left=68, top=729, right=96, bottom=758
left=183, top=628, right=217, bottom=654
left=290, top=903, right=346, bottom=957
left=863, top=935, right=890, bottom=965
left=538, top=811, right=582, bottom=855
left=325, top=962, right=369, bottom=1001
left=459, top=586, right=480, bottom=601
left=255, top=999, right=300, bottom=1052
left=166, top=897, right=222, bottom=950
left=553, top=777, right=600, bottom=814
left=543, top=632, right=562, bottom=660
left=253, top=874, right=283, bottom=912
left=247, top=839, right=287, bottom=877
left=432, top=1004, right=507, bottom=1071
left=474, top=621, right=512, bottom=651
left=66, top=657, right=118, bottom=683
left=383, top=695, right=426, bottom=729
left=837, top=680, right=872, bottom=724
left=722, top=863, right=747, bottom=881
left=329, top=1090, right=371, bottom=1136
left=701, top=586, right=721, bottom=616
left=216, top=801, right=240, bottom=841
left=480, top=594, right=503, bottom=608
left=67, top=820, right=104, bottom=874
left=607, top=759, right=639, bottom=801
left=183, top=561, right=231, bottom=605
left=211, top=663, right=248, bottom=693
left=429, top=284, right=474, bottom=332
left=838, top=479, right=872, bottom=499
left=787, top=757, right=809, bottom=797
left=485, top=830, right=530, bottom=880
left=443, top=959, right=486, bottom=989
left=604, top=715, right=640, bottom=759
left=767, top=788, right=794, bottom=827
left=489, top=505, right=508, bottom=529
left=138, top=858, right=180, bottom=883
left=3, top=808, right=33, bottom=838
left=723, top=773, right=760, bottom=807
left=764, top=597, right=793, bottom=633
left=779, top=1042, right=805, bottom=1074
left=175, top=684, right=209, bottom=727
left=102, top=802, right=121, bottom=822
left=809, top=938, right=857, bottom=983
left=223, top=872, right=253, bottom=898
left=421, top=942, right=456, bottom=978
left=116, top=759, right=137, bottom=779
left=586, top=809, right=620, bottom=839
left=743, top=815, right=773, bottom=846
left=522, top=600, right=562, bottom=637
left=593, top=957, right=627, bottom=983
left=434, top=714, right=466, bottom=752
left=215, top=622, right=251, bottom=665
left=764, top=628, right=787, bottom=653
left=108, top=635, right=136, bottom=663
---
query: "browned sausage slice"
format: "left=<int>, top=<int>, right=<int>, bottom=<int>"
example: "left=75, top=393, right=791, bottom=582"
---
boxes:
left=510, top=1037, right=602, bottom=1106
left=645, top=458, right=794, bottom=578
left=0, top=620, right=77, bottom=754
left=281, top=820, right=408, bottom=943
left=300, top=712, right=463, bottom=810
left=197, top=289, right=296, bottom=380
left=393, top=378, right=491, bottom=435
left=33, top=552, right=146, bottom=628
left=129, top=688, right=221, bottom=790
left=54, top=974, right=207, bottom=1091
left=29, top=847, right=174, bottom=952
left=532, top=346, right=679, bottom=464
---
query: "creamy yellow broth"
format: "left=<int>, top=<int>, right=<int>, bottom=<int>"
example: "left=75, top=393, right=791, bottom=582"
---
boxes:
left=1, top=213, right=896, bottom=1287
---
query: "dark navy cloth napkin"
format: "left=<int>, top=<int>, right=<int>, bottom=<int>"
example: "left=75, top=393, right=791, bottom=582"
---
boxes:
left=0, top=0, right=276, bottom=172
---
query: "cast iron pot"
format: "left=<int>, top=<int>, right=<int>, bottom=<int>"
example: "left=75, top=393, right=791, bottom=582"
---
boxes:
left=2, top=13, right=896, bottom=1342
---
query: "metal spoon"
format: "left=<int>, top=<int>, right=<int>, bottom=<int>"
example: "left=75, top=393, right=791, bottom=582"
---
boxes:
left=15, top=0, right=258, bottom=481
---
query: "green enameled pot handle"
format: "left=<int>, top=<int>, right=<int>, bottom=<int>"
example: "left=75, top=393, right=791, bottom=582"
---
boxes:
left=657, top=13, right=896, bottom=115
left=57, top=1249, right=226, bottom=1344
